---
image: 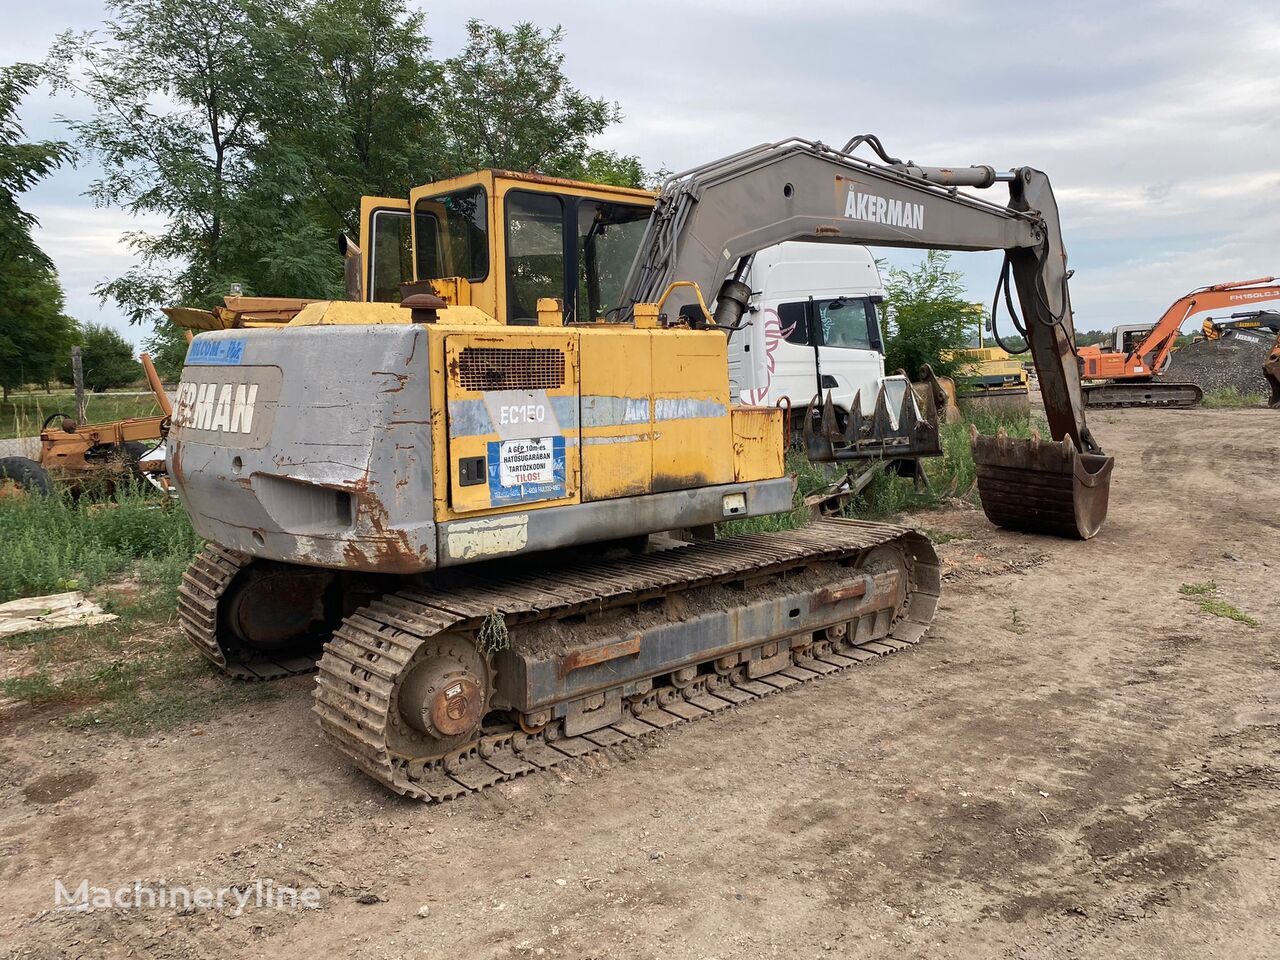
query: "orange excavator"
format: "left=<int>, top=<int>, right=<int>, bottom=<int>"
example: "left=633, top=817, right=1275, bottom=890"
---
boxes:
left=1079, top=277, right=1280, bottom=407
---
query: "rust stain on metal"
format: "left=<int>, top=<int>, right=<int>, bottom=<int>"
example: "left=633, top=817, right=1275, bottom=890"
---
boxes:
left=558, top=635, right=642, bottom=677
left=814, top=580, right=869, bottom=606
left=374, top=371, right=411, bottom=393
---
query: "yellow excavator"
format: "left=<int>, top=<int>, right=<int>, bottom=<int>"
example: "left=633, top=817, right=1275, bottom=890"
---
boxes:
left=167, top=136, right=1113, bottom=801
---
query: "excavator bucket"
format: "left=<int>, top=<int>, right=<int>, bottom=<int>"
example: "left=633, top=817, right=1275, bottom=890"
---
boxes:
left=971, top=430, right=1114, bottom=540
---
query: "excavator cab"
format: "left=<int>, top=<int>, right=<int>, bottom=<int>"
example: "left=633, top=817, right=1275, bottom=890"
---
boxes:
left=357, top=171, right=656, bottom=325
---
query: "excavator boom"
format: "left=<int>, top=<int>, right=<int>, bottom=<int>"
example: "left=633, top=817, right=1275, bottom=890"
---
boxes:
left=621, top=137, right=1111, bottom=537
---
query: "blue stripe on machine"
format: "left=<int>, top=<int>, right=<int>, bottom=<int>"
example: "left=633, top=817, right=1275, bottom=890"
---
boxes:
left=581, top=396, right=651, bottom=428
left=447, top=395, right=724, bottom=437
left=186, top=337, right=246, bottom=365
left=653, top=398, right=727, bottom=421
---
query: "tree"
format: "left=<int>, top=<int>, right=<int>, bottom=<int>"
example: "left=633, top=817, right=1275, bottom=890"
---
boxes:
left=881, top=251, right=977, bottom=381
left=49, top=3, right=645, bottom=345
left=60, top=323, right=142, bottom=391
left=435, top=20, right=643, bottom=186
left=0, top=63, right=72, bottom=269
left=278, top=0, right=442, bottom=239
left=47, top=0, right=330, bottom=324
left=0, top=259, right=79, bottom=399
left=0, top=62, right=77, bottom=399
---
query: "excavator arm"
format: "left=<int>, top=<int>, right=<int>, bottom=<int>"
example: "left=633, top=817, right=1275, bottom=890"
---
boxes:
left=621, top=137, right=1099, bottom=456
left=621, top=137, right=1114, bottom=538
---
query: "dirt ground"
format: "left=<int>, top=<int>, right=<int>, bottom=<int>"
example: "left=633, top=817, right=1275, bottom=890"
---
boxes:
left=2, top=407, right=1276, bottom=959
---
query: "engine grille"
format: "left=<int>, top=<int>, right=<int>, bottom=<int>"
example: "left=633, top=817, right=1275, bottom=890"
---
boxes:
left=456, top=347, right=566, bottom=392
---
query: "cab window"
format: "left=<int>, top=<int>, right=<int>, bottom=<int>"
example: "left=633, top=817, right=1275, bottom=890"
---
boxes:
left=369, top=208, right=412, bottom=302
left=576, top=201, right=650, bottom=321
left=505, top=191, right=566, bottom=323
left=414, top=186, right=488, bottom=282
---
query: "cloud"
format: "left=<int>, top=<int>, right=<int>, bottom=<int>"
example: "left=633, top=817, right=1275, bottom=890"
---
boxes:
left=5, top=0, right=1278, bottom=341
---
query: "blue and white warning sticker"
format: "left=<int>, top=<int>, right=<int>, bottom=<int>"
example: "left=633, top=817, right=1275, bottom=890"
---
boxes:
left=486, top=435, right=566, bottom=505
left=186, top=337, right=247, bottom=366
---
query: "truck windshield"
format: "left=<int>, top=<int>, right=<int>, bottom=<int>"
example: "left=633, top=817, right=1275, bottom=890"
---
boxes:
left=414, top=186, right=488, bottom=282
left=778, top=297, right=882, bottom=351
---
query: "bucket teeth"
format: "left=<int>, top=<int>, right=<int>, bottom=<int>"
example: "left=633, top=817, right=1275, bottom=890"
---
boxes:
left=898, top=388, right=920, bottom=439
left=805, top=381, right=940, bottom=464
left=820, top=392, right=840, bottom=438
left=842, top=390, right=865, bottom=444
left=871, top=386, right=893, bottom=440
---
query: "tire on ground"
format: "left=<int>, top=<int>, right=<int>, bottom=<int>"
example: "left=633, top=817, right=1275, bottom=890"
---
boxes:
left=0, top=456, right=54, bottom=495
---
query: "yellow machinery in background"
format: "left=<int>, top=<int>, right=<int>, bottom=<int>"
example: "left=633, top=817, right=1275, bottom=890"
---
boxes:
left=949, top=345, right=1031, bottom=414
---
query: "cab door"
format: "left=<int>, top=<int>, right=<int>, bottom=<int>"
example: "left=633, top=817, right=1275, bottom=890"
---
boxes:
left=359, top=196, right=411, bottom=302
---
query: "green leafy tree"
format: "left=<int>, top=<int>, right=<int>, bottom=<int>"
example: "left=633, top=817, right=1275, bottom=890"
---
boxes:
left=881, top=251, right=978, bottom=380
left=0, top=62, right=77, bottom=399
left=0, top=260, right=79, bottom=399
left=47, top=0, right=332, bottom=323
left=0, top=63, right=72, bottom=268
left=50, top=3, right=644, bottom=345
left=435, top=20, right=643, bottom=186
left=279, top=0, right=442, bottom=237
left=60, top=323, right=142, bottom=391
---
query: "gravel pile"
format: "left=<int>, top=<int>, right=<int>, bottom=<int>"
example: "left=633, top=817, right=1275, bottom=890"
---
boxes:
left=1163, top=332, right=1274, bottom=396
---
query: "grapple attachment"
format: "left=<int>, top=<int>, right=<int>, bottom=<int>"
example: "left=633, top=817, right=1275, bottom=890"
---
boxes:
left=971, top=429, right=1114, bottom=540
left=802, top=375, right=942, bottom=463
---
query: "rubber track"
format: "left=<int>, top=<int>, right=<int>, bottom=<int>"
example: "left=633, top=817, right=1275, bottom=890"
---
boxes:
left=177, top=544, right=320, bottom=681
left=312, top=518, right=939, bottom=803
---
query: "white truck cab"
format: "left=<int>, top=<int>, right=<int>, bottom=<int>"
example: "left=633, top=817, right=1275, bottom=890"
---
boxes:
left=727, top=242, right=887, bottom=416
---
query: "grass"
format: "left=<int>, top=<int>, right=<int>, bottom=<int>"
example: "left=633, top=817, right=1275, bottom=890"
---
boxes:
left=721, top=407, right=1043, bottom=536
left=0, top=482, right=252, bottom=735
left=1, top=389, right=161, bottom=440
left=1200, top=387, right=1266, bottom=409
left=0, top=484, right=201, bottom=603
left=1007, top=605, right=1027, bottom=635
left=1178, top=581, right=1258, bottom=627
left=924, top=529, right=972, bottom=545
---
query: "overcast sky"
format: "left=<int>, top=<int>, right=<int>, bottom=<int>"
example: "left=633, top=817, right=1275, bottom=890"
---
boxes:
left=6, top=0, right=1280, bottom=346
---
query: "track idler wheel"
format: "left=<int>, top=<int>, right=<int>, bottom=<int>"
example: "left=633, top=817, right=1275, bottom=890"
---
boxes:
left=222, top=563, right=336, bottom=656
left=971, top=429, right=1114, bottom=540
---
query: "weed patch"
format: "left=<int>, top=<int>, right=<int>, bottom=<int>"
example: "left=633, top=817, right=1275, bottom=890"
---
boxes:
left=0, top=485, right=201, bottom=603
left=1201, top=387, right=1265, bottom=409
left=1178, top=581, right=1258, bottom=627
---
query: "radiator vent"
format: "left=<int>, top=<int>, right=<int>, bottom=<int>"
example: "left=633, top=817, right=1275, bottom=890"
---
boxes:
left=456, top=347, right=565, bottom=392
